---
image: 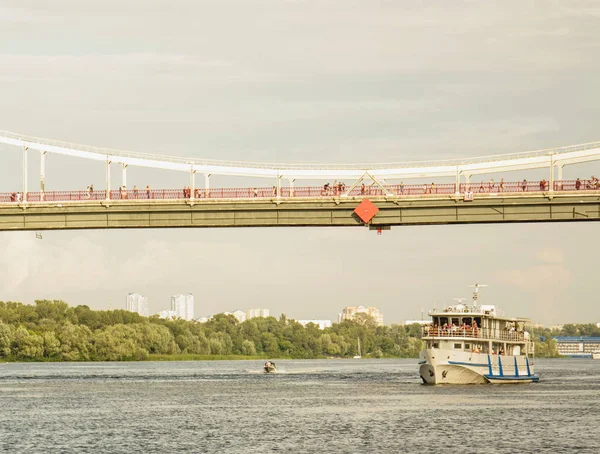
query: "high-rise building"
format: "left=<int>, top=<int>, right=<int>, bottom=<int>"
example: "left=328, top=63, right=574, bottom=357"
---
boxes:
left=340, top=306, right=384, bottom=326
left=126, top=293, right=149, bottom=317
left=171, top=293, right=194, bottom=321
left=246, top=308, right=269, bottom=319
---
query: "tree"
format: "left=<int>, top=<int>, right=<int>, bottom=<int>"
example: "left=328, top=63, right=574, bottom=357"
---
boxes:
left=353, top=313, right=378, bottom=330
left=13, top=326, right=44, bottom=359
left=57, top=323, right=92, bottom=361
left=0, top=322, right=14, bottom=356
left=43, top=332, right=61, bottom=358
left=138, top=324, right=179, bottom=354
left=241, top=339, right=257, bottom=356
left=262, top=332, right=279, bottom=356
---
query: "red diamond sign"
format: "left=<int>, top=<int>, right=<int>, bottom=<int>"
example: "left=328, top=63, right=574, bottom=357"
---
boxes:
left=354, top=198, right=379, bottom=223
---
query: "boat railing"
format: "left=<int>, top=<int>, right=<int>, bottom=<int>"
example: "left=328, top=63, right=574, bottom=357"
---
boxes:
left=423, top=327, right=527, bottom=342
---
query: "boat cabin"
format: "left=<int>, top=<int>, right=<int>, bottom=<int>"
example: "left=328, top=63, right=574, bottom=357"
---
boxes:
left=422, top=303, right=533, bottom=356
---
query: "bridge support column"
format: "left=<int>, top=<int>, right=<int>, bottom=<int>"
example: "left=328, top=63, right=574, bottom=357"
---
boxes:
left=40, top=151, right=46, bottom=201
left=277, top=175, right=281, bottom=198
left=289, top=179, right=295, bottom=197
left=465, top=175, right=471, bottom=192
left=121, top=163, right=127, bottom=189
left=22, top=146, right=28, bottom=203
left=549, top=154, right=554, bottom=192
left=105, top=158, right=111, bottom=200
left=455, top=167, right=461, bottom=194
left=204, top=173, right=210, bottom=197
left=556, top=165, right=563, bottom=190
left=190, top=165, right=196, bottom=201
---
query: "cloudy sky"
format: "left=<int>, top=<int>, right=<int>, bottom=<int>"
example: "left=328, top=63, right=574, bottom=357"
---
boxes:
left=1, top=1, right=599, bottom=325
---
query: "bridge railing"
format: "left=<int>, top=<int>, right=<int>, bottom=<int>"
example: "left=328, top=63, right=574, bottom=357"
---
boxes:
left=386, top=183, right=456, bottom=195
left=461, top=179, right=599, bottom=193
left=1, top=180, right=599, bottom=203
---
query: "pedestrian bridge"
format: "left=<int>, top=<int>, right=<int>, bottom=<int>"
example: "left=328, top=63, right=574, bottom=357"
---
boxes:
left=1, top=130, right=600, bottom=231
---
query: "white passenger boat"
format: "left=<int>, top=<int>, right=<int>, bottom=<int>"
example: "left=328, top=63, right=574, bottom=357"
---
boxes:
left=419, top=284, right=539, bottom=385
left=592, top=351, right=600, bottom=360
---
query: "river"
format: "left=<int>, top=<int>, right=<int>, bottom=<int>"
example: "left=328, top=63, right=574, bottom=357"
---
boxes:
left=0, top=359, right=598, bottom=453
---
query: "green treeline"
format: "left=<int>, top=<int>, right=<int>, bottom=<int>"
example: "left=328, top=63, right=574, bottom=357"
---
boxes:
left=0, top=300, right=423, bottom=361
left=1, top=300, right=591, bottom=361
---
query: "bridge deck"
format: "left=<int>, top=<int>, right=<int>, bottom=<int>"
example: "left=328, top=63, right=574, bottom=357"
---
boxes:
left=1, top=192, right=599, bottom=231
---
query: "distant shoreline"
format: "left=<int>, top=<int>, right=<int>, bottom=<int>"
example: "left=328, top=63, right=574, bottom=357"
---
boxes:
left=0, top=354, right=417, bottom=363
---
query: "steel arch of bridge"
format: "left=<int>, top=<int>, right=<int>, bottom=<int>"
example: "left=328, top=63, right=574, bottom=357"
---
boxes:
left=2, top=130, right=600, bottom=182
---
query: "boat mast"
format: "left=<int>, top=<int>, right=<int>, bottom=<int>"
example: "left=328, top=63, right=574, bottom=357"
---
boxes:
left=469, top=283, right=488, bottom=307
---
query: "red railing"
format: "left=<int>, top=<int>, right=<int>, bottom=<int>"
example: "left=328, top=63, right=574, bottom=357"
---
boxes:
left=460, top=179, right=599, bottom=193
left=386, top=183, right=456, bottom=196
left=424, top=327, right=527, bottom=342
left=1, top=180, right=599, bottom=203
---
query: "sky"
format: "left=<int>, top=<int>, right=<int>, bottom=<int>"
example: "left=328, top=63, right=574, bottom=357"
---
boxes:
left=1, top=0, right=600, bottom=325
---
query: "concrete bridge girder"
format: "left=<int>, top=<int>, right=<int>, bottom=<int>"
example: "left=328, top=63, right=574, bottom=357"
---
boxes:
left=1, top=194, right=600, bottom=231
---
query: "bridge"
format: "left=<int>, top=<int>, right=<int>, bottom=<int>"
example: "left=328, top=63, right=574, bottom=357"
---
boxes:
left=1, top=130, right=600, bottom=231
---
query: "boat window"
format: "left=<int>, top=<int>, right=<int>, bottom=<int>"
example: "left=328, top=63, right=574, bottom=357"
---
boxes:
left=433, top=343, right=439, bottom=349
left=451, top=318, right=459, bottom=325
left=474, top=317, right=482, bottom=327
left=462, top=317, right=472, bottom=326
left=464, top=343, right=470, bottom=350
left=454, top=343, right=461, bottom=349
left=439, top=317, right=448, bottom=326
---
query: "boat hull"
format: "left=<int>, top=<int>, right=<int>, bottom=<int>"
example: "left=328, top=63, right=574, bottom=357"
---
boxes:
left=419, top=349, right=537, bottom=385
left=264, top=366, right=276, bottom=373
left=419, top=363, right=487, bottom=385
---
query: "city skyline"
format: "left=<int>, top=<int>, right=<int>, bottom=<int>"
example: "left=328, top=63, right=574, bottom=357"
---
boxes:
left=2, top=2, right=600, bottom=325
left=122, top=292, right=599, bottom=327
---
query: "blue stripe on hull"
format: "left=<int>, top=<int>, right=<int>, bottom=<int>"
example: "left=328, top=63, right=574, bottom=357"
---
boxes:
left=485, top=374, right=539, bottom=383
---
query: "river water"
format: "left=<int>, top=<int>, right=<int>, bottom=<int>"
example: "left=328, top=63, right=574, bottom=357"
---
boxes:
left=0, top=359, right=598, bottom=453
